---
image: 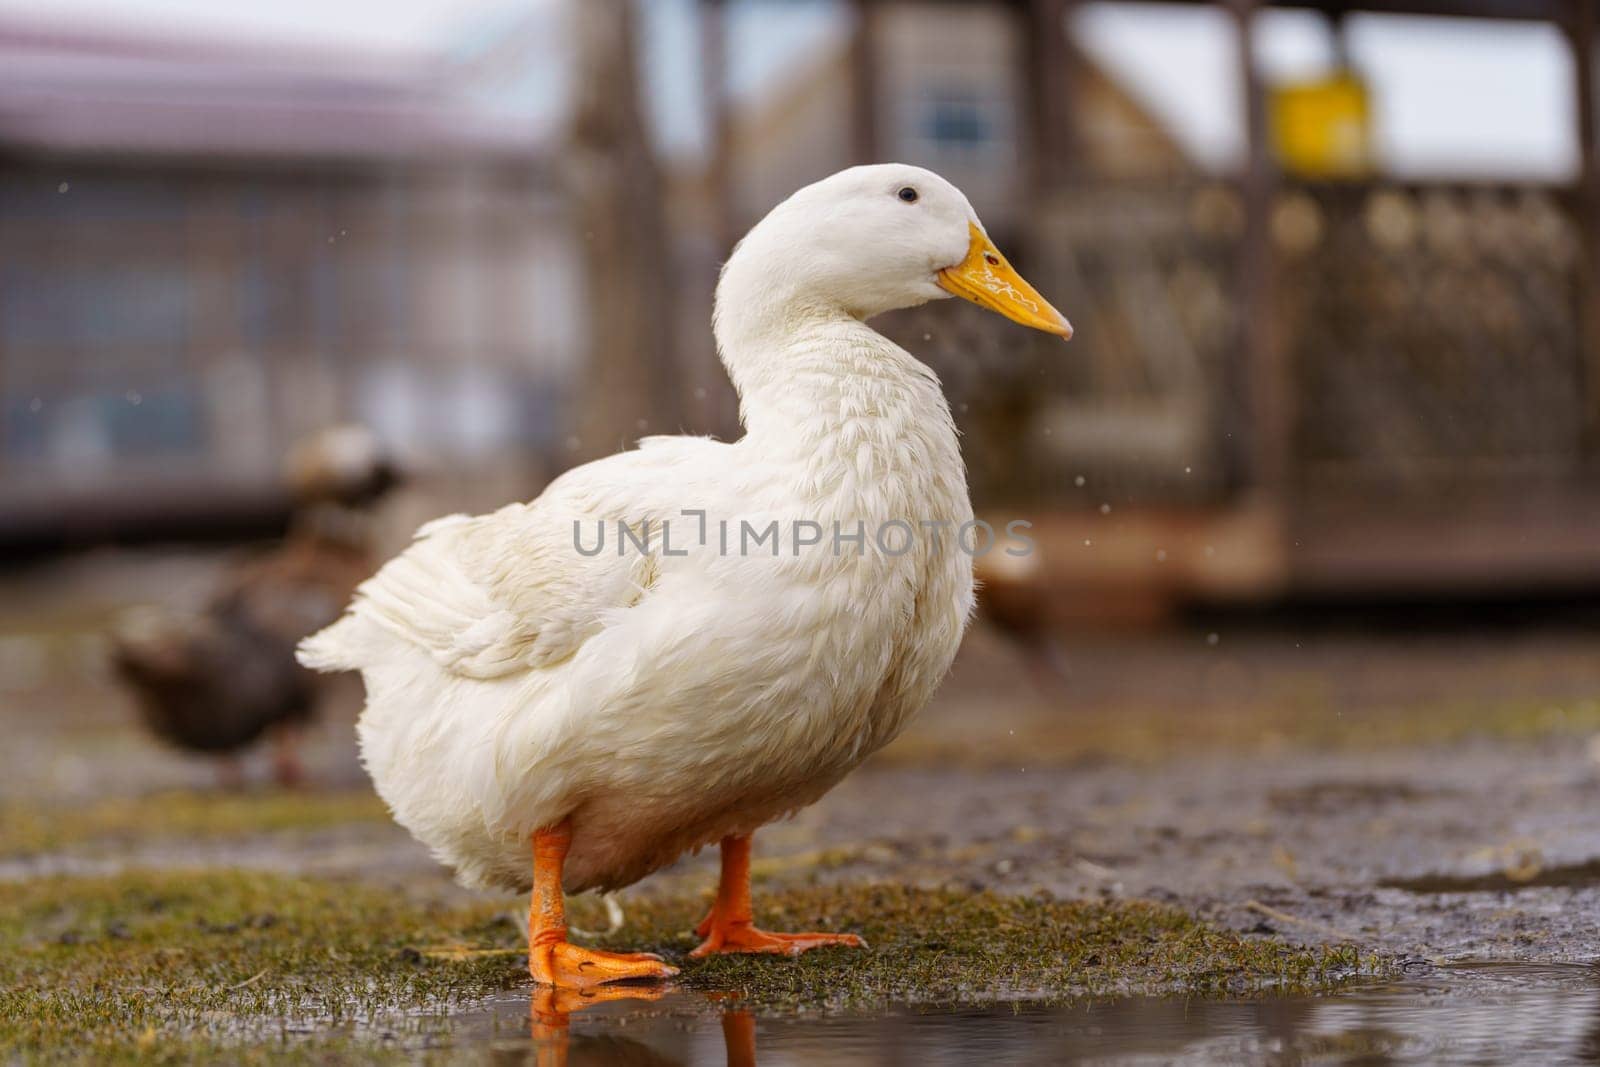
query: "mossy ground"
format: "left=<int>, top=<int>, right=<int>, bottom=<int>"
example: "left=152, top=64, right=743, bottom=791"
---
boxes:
left=1, top=869, right=1379, bottom=1064
left=582, top=884, right=1377, bottom=1008
left=0, top=789, right=391, bottom=858
left=1, top=869, right=514, bottom=1064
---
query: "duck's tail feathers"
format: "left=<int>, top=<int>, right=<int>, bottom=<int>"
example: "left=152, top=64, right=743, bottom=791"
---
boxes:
left=296, top=613, right=378, bottom=673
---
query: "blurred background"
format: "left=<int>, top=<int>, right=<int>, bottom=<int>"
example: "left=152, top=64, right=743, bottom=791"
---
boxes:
left=5, top=0, right=1600, bottom=797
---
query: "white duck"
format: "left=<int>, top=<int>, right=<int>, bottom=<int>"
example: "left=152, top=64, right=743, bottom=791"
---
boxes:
left=298, top=164, right=1070, bottom=989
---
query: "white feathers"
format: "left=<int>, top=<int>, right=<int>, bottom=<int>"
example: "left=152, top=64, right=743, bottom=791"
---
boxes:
left=298, top=165, right=981, bottom=895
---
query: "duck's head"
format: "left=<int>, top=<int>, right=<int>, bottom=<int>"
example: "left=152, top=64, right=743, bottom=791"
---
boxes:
left=716, top=164, right=1071, bottom=348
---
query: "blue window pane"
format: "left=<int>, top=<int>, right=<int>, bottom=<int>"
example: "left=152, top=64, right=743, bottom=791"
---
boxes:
left=922, top=94, right=993, bottom=147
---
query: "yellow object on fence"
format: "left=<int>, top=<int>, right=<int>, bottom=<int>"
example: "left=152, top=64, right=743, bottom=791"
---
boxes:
left=1270, top=72, right=1372, bottom=178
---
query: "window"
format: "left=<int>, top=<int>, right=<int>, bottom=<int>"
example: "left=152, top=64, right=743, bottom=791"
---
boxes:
left=921, top=91, right=993, bottom=149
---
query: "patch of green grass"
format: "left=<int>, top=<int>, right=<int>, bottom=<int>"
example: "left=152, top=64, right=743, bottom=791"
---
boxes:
left=2, top=870, right=1382, bottom=1064
left=0, top=789, right=391, bottom=858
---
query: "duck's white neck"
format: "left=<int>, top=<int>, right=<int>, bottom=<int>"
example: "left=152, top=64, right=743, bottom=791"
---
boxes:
left=714, top=265, right=834, bottom=423
left=713, top=261, right=947, bottom=439
left=711, top=273, right=968, bottom=542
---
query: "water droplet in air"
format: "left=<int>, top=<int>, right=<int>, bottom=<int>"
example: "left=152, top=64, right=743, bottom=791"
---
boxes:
left=1074, top=475, right=1086, bottom=487
left=1206, top=633, right=1219, bottom=646
left=57, top=182, right=69, bottom=193
left=1099, top=503, right=1111, bottom=515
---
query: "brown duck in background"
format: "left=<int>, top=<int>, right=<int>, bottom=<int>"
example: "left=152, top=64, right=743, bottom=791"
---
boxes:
left=113, top=426, right=398, bottom=787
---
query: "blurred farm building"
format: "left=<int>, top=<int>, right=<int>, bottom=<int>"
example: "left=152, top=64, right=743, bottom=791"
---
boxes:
left=3, top=0, right=1599, bottom=616
left=695, top=0, right=1600, bottom=615
left=0, top=17, right=579, bottom=541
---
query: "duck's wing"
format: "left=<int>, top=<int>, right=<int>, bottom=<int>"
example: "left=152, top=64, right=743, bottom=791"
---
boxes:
left=298, top=439, right=717, bottom=681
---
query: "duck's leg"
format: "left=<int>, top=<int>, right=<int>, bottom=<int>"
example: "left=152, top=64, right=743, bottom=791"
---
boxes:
left=689, top=834, right=867, bottom=957
left=215, top=755, right=245, bottom=791
left=269, top=722, right=306, bottom=788
left=528, top=819, right=678, bottom=988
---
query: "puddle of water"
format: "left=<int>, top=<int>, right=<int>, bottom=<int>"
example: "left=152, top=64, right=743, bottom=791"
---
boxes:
left=395, top=961, right=1600, bottom=1066
left=1384, top=858, right=1600, bottom=893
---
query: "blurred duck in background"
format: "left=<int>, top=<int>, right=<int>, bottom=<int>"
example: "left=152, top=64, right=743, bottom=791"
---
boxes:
left=112, top=425, right=399, bottom=787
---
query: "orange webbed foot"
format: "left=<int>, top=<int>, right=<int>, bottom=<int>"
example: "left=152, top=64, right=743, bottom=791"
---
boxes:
left=530, top=941, right=678, bottom=988
left=691, top=835, right=867, bottom=958
left=689, top=918, right=866, bottom=958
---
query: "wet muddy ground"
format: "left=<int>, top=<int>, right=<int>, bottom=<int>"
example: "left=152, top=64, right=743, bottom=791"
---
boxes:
left=6, top=549, right=1600, bottom=1061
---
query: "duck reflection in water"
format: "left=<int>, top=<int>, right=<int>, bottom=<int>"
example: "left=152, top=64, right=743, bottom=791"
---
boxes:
left=527, top=986, right=757, bottom=1067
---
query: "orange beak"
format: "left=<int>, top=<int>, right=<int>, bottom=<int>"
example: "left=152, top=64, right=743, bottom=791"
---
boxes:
left=937, top=223, right=1072, bottom=340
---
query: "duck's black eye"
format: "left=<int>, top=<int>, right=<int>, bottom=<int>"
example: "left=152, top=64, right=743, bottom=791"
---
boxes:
left=897, top=186, right=919, bottom=203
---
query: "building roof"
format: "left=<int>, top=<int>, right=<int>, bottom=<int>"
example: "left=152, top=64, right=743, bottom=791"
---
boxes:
left=843, top=0, right=1565, bottom=18
left=0, top=16, right=544, bottom=163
